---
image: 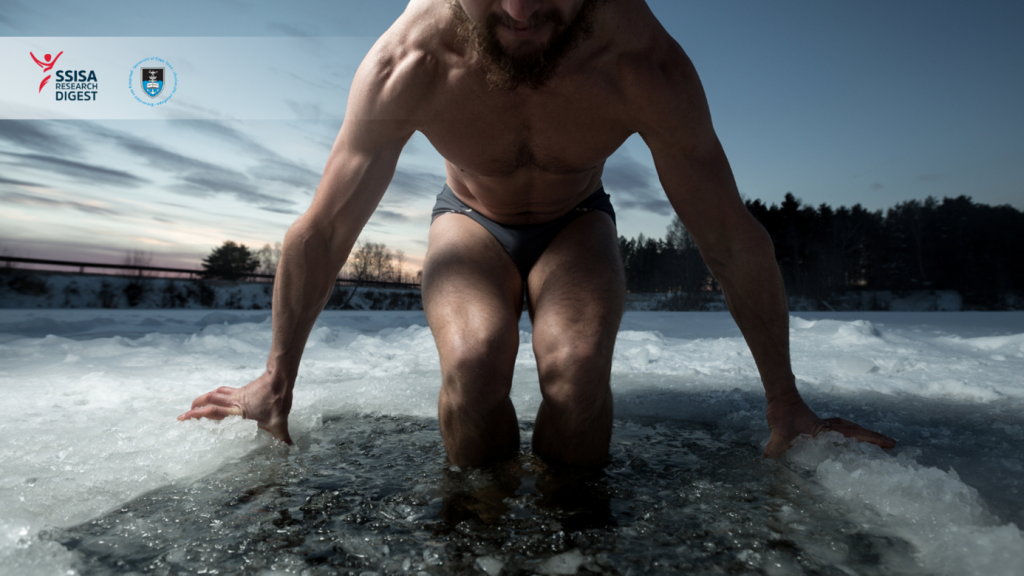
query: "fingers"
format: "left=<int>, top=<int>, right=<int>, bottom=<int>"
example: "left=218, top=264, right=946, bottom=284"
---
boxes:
left=177, top=403, right=292, bottom=444
left=177, top=403, right=243, bottom=421
left=763, top=417, right=896, bottom=458
left=822, top=417, right=896, bottom=448
left=179, top=386, right=243, bottom=421
left=177, top=383, right=294, bottom=446
left=189, top=386, right=240, bottom=410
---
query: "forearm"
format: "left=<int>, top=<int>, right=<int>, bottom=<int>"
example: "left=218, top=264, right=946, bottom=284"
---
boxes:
left=265, top=216, right=352, bottom=387
left=705, top=227, right=799, bottom=402
left=262, top=140, right=407, bottom=387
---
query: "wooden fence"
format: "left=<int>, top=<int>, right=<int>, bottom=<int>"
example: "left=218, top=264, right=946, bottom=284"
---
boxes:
left=0, top=256, right=421, bottom=290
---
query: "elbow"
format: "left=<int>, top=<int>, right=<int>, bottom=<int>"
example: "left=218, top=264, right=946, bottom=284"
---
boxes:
left=283, top=217, right=321, bottom=258
left=283, top=216, right=336, bottom=266
left=285, top=215, right=323, bottom=246
left=701, top=216, right=776, bottom=275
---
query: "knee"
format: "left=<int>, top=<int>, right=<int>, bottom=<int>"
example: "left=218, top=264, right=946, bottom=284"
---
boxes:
left=536, top=338, right=612, bottom=406
left=440, top=325, right=519, bottom=405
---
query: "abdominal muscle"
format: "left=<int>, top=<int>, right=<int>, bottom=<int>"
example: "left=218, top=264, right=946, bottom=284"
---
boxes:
left=443, top=159, right=606, bottom=226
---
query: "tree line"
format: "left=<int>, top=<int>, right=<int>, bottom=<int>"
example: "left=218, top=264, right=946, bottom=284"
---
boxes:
left=200, top=240, right=419, bottom=284
left=194, top=193, right=1023, bottom=306
left=619, top=194, right=1024, bottom=306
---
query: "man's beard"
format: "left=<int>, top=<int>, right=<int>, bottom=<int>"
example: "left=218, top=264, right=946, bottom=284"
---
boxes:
left=450, top=0, right=604, bottom=91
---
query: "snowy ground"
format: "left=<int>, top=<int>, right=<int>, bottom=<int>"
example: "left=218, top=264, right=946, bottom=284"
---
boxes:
left=1, top=309, right=1023, bottom=575
left=0, top=271, right=424, bottom=311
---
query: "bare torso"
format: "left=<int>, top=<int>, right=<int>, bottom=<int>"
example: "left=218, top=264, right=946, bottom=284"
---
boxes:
left=379, top=0, right=667, bottom=225
left=180, top=0, right=898, bottom=465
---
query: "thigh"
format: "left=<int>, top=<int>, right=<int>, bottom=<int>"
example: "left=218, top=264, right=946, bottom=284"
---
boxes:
left=527, top=211, right=625, bottom=366
left=423, top=213, right=524, bottom=368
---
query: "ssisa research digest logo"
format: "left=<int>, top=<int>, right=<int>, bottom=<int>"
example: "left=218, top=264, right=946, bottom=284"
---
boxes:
left=30, top=51, right=100, bottom=101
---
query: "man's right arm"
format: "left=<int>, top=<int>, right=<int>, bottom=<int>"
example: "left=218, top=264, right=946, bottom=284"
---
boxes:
left=177, top=35, right=431, bottom=443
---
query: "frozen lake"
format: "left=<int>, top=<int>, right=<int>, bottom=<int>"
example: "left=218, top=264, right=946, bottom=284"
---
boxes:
left=1, top=310, right=1023, bottom=575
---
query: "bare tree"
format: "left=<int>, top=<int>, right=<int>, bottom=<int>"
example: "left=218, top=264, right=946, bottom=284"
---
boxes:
left=122, top=249, right=153, bottom=277
left=345, top=242, right=373, bottom=281
left=344, top=241, right=396, bottom=283
left=394, top=250, right=406, bottom=283
left=256, top=242, right=283, bottom=278
left=374, top=244, right=396, bottom=282
left=0, top=244, right=16, bottom=270
left=665, top=215, right=695, bottom=251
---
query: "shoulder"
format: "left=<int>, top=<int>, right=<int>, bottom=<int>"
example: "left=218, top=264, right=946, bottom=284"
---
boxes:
left=345, top=0, right=454, bottom=127
left=599, top=0, right=715, bottom=146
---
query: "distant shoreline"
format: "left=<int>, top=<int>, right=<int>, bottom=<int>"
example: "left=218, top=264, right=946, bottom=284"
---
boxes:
left=3, top=269, right=1021, bottom=312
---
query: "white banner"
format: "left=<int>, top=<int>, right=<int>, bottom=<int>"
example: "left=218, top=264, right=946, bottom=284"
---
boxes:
left=1, top=37, right=374, bottom=120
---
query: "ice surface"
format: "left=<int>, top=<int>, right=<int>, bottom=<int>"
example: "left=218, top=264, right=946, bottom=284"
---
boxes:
left=1, top=309, right=1023, bottom=574
left=787, top=433, right=1024, bottom=575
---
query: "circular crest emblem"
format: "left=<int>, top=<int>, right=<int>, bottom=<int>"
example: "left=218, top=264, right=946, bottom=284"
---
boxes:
left=129, top=57, right=177, bottom=106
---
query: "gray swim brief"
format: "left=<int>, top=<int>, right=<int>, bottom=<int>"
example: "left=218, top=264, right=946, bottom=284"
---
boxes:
left=430, top=184, right=616, bottom=279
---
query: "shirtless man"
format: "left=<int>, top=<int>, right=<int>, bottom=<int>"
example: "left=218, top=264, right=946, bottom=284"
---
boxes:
left=179, top=0, right=895, bottom=467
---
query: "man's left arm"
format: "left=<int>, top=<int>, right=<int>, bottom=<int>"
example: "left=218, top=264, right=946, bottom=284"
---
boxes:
left=634, top=41, right=895, bottom=457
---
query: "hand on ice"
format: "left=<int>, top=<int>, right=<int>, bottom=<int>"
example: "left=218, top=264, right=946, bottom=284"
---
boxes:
left=762, top=392, right=895, bottom=458
left=177, top=372, right=293, bottom=445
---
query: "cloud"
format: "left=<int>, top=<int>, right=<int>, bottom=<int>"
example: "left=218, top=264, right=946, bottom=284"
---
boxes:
left=157, top=201, right=194, bottom=210
left=0, top=123, right=289, bottom=193
left=1, top=120, right=321, bottom=211
left=871, top=182, right=884, bottom=191
left=0, top=120, right=82, bottom=156
left=371, top=209, right=417, bottom=224
left=277, top=68, right=349, bottom=94
left=0, top=191, right=119, bottom=215
left=82, top=124, right=231, bottom=174
left=172, top=171, right=292, bottom=207
left=174, top=120, right=276, bottom=157
left=0, top=175, right=43, bottom=187
left=159, top=100, right=233, bottom=121
left=285, top=100, right=342, bottom=122
left=80, top=122, right=298, bottom=207
left=259, top=206, right=301, bottom=215
left=0, top=152, right=148, bottom=188
left=384, top=169, right=446, bottom=203
left=165, top=121, right=322, bottom=192
left=249, top=158, right=322, bottom=191
left=601, top=154, right=672, bottom=215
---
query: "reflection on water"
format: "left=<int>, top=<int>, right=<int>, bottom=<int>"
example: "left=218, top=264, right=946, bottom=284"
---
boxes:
left=48, top=414, right=925, bottom=575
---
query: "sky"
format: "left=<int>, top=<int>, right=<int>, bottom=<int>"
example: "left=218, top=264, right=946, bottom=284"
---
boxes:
left=1, top=0, right=1022, bottom=272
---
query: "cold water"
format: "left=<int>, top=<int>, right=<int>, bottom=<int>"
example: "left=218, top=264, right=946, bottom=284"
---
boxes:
left=2, top=310, right=1023, bottom=574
